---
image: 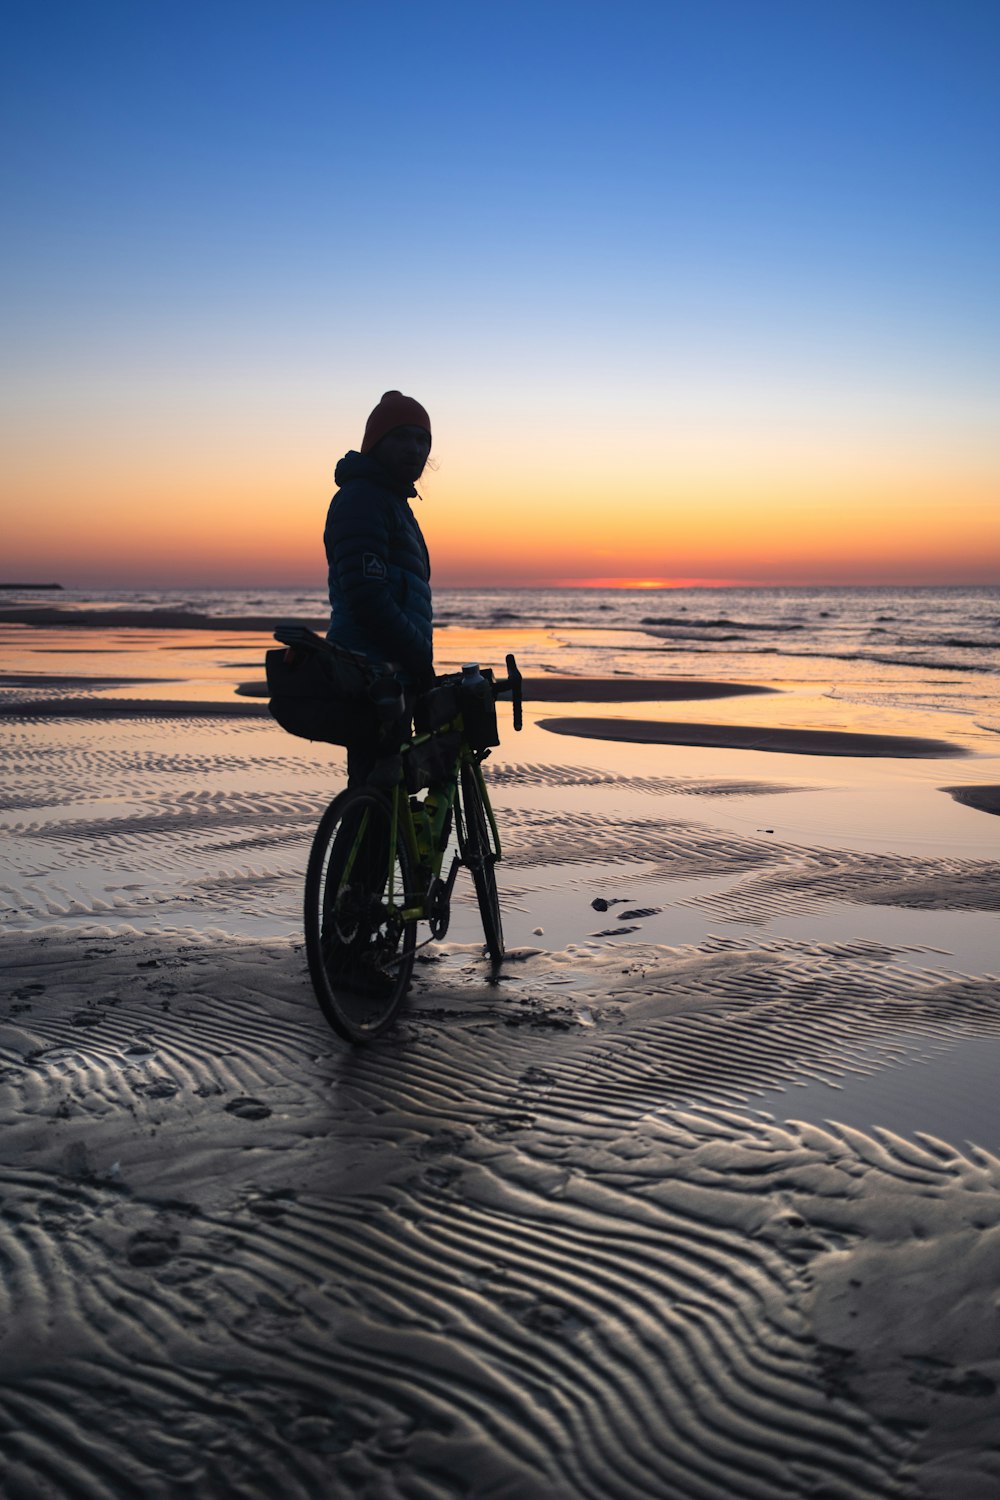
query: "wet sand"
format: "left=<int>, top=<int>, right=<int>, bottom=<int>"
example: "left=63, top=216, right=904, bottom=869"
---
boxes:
left=0, top=605, right=314, bottom=631
left=2, top=636, right=1000, bottom=1497
left=521, top=677, right=777, bottom=701
left=941, top=783, right=1000, bottom=817
left=538, top=715, right=968, bottom=758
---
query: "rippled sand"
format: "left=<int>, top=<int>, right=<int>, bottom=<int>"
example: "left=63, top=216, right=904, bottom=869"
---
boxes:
left=2, top=626, right=1000, bottom=1498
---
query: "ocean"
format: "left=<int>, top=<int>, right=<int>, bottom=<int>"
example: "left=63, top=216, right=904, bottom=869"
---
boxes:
left=3, top=582, right=998, bottom=669
left=3, top=582, right=997, bottom=734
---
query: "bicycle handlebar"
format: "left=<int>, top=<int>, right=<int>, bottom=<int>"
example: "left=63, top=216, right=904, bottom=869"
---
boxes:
left=494, top=652, right=523, bottom=732
left=273, top=623, right=524, bottom=734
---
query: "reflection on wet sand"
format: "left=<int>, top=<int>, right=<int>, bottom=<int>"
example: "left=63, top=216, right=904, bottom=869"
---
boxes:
left=538, top=715, right=968, bottom=758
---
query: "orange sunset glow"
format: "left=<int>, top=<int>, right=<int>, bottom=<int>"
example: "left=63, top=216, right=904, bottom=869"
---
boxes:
left=4, top=417, right=998, bottom=588
left=2, top=3, right=997, bottom=594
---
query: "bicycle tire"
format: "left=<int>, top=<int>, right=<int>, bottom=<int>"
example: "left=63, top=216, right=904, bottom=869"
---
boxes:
left=460, top=762, right=504, bottom=961
left=304, top=786, right=417, bottom=1042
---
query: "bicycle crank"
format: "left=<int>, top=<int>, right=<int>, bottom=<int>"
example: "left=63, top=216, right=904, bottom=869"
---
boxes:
left=427, top=855, right=461, bottom=940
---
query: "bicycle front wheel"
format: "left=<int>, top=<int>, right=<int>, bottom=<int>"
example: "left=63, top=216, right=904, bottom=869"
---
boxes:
left=304, top=787, right=417, bottom=1042
left=460, top=762, right=504, bottom=962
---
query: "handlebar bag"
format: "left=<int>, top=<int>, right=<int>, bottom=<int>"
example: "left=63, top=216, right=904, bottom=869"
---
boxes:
left=265, top=644, right=377, bottom=745
left=459, top=674, right=500, bottom=752
left=413, top=679, right=462, bottom=734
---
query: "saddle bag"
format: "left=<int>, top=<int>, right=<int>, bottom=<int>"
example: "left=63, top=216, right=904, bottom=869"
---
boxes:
left=265, top=625, right=395, bottom=746
left=265, top=646, right=375, bottom=745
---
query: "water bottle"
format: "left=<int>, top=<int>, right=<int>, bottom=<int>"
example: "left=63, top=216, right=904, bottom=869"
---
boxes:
left=460, top=663, right=499, bottom=750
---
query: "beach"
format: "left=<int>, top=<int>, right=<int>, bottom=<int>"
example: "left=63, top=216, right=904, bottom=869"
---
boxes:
left=2, top=590, right=999, bottom=1499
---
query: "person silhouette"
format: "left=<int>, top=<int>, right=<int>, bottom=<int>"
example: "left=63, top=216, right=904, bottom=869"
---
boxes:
left=324, top=391, right=434, bottom=782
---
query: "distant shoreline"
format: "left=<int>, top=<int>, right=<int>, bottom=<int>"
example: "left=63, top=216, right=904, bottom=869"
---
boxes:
left=0, top=583, right=63, bottom=591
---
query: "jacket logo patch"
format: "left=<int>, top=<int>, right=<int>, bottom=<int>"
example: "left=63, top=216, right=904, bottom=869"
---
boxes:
left=362, top=552, right=387, bottom=580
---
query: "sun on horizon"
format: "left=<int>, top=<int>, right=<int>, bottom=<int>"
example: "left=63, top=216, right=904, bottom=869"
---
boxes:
left=550, top=577, right=745, bottom=590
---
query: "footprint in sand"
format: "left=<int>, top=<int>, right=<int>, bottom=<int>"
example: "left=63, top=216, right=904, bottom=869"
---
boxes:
left=123, top=1038, right=157, bottom=1059
left=126, top=1227, right=179, bottom=1268
left=225, top=1096, right=272, bottom=1121
left=247, top=1191, right=295, bottom=1220
left=519, top=1067, right=557, bottom=1088
left=484, top=1112, right=536, bottom=1136
left=423, top=1165, right=462, bottom=1190
left=131, top=1078, right=178, bottom=1100
left=501, top=1294, right=583, bottom=1339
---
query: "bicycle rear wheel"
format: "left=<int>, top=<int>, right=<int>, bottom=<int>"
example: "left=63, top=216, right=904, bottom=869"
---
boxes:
left=460, top=762, right=504, bottom=962
left=305, top=787, right=417, bottom=1042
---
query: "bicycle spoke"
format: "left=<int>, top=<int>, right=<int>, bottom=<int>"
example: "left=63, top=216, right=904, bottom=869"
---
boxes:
left=305, top=788, right=416, bottom=1041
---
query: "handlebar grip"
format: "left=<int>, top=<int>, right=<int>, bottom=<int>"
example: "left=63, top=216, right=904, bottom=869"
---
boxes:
left=505, top=652, right=523, bottom=732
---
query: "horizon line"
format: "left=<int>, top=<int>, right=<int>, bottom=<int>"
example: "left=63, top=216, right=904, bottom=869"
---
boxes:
left=12, top=578, right=998, bottom=593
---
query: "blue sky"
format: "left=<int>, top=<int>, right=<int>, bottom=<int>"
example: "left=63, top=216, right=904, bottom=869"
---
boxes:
left=4, top=0, right=999, bottom=584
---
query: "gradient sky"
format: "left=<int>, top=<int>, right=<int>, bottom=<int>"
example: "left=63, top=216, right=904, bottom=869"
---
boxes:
left=3, top=0, right=998, bottom=588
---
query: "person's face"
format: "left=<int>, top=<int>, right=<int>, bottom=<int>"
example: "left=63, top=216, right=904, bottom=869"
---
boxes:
left=373, top=424, right=432, bottom=483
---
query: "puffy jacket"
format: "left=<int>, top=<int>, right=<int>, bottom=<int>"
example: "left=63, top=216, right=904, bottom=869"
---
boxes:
left=324, top=450, right=433, bottom=682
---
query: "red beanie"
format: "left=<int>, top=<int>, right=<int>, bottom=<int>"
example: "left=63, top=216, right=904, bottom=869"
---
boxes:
left=360, top=391, right=432, bottom=454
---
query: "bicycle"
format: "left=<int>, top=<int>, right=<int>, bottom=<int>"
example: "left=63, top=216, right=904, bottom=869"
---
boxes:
left=292, top=645, right=524, bottom=1043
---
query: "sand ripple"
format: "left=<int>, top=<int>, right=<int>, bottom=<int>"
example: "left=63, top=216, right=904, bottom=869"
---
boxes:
left=686, top=847, right=1000, bottom=921
left=0, top=723, right=341, bottom=935
left=486, top=760, right=804, bottom=798
left=4, top=697, right=1000, bottom=1495
left=3, top=929, right=1000, bottom=1497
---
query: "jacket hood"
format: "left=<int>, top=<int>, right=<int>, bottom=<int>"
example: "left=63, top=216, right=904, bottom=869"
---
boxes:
left=333, top=449, right=417, bottom=499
